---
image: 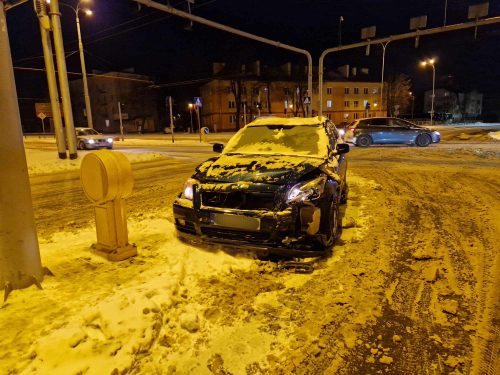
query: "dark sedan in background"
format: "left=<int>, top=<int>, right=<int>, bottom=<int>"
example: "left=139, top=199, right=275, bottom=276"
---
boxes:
left=173, top=116, right=349, bottom=257
left=344, top=117, right=440, bottom=147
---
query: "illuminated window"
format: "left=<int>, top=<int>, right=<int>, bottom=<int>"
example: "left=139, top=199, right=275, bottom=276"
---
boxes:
left=326, top=100, right=333, bottom=108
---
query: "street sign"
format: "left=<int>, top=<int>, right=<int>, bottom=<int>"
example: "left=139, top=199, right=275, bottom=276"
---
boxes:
left=303, top=96, right=311, bottom=105
left=194, top=97, right=203, bottom=109
left=37, top=112, right=47, bottom=120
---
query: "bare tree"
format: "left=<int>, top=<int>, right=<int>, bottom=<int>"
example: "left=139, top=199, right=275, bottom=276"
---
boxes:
left=230, top=79, right=243, bottom=130
left=386, top=74, right=412, bottom=117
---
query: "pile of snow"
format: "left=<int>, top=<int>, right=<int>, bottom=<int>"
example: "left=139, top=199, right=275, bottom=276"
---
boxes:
left=488, top=131, right=500, bottom=140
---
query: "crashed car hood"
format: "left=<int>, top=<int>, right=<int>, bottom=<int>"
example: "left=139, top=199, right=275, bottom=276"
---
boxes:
left=78, top=135, right=109, bottom=140
left=194, top=154, right=326, bottom=184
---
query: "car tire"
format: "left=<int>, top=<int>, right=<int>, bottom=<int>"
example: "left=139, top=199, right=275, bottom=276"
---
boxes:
left=319, top=199, right=340, bottom=249
left=415, top=133, right=432, bottom=147
left=78, top=140, right=86, bottom=150
left=340, top=181, right=348, bottom=205
left=356, top=134, right=372, bottom=147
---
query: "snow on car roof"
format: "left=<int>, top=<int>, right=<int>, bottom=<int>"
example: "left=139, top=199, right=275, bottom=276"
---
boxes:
left=247, top=116, right=328, bottom=127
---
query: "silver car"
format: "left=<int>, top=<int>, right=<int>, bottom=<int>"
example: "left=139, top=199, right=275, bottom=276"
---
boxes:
left=75, top=127, right=114, bottom=150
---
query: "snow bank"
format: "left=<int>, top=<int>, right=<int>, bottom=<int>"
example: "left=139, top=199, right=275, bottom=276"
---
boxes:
left=25, top=149, right=168, bottom=176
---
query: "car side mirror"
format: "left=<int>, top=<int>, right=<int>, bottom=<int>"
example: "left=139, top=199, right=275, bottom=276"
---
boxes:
left=336, top=143, right=350, bottom=154
left=213, top=143, right=224, bottom=153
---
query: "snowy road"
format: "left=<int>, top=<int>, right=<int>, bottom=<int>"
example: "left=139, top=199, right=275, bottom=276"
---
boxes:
left=1, top=141, right=499, bottom=374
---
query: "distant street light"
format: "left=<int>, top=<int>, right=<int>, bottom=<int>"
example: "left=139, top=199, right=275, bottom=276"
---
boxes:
left=409, top=91, right=415, bottom=119
left=420, top=58, right=436, bottom=126
left=60, top=0, right=94, bottom=129
left=188, top=103, right=194, bottom=133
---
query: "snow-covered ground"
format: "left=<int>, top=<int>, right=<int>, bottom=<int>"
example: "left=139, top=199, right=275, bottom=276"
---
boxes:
left=1, top=139, right=499, bottom=374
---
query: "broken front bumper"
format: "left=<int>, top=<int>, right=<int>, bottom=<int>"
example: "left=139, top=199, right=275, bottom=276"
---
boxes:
left=173, top=197, right=326, bottom=257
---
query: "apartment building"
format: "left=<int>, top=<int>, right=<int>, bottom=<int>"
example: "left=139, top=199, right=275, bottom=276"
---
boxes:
left=200, top=63, right=385, bottom=131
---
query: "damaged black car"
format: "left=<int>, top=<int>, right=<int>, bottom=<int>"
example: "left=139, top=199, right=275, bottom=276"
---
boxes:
left=173, top=116, right=349, bottom=257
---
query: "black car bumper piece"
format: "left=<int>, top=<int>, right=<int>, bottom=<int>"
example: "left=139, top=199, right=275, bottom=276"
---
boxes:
left=173, top=199, right=326, bottom=258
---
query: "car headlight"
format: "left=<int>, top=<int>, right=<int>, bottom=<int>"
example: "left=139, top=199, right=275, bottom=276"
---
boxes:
left=338, top=129, right=345, bottom=137
left=107, top=138, right=113, bottom=143
left=286, top=176, right=326, bottom=204
left=86, top=139, right=95, bottom=144
left=433, top=131, right=440, bottom=136
left=183, top=178, right=198, bottom=200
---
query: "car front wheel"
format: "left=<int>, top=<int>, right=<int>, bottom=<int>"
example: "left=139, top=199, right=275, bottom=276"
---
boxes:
left=78, top=140, right=86, bottom=150
left=356, top=134, right=372, bottom=147
left=319, top=199, right=341, bottom=250
left=415, top=133, right=432, bottom=147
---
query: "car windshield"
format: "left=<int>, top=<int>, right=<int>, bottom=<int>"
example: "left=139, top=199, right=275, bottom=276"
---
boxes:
left=223, top=124, right=329, bottom=158
left=77, top=129, right=100, bottom=136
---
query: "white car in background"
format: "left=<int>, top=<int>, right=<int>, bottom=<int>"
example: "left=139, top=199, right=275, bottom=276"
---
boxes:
left=75, top=127, right=114, bottom=150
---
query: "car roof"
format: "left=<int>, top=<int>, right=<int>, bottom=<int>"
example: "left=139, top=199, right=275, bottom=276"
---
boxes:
left=247, top=116, right=329, bottom=127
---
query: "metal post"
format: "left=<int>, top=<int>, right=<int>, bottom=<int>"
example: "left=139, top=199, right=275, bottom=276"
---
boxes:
left=196, top=107, right=201, bottom=142
left=338, top=16, right=343, bottom=46
left=189, top=104, right=194, bottom=133
left=168, top=96, right=174, bottom=143
left=0, top=1, right=44, bottom=295
left=133, top=0, right=313, bottom=116
left=411, top=95, right=415, bottom=119
left=118, top=101, right=124, bottom=141
left=257, top=90, right=261, bottom=117
left=76, top=13, right=93, bottom=129
left=34, top=0, right=67, bottom=159
left=431, top=64, right=435, bottom=126
left=49, top=0, right=78, bottom=159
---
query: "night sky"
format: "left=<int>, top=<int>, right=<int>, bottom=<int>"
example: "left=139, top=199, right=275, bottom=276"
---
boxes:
left=6, top=0, right=500, bottom=118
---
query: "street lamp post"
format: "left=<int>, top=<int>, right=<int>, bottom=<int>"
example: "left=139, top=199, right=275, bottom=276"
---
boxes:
left=60, top=1, right=94, bottom=129
left=188, top=103, right=194, bottom=133
left=420, top=58, right=436, bottom=126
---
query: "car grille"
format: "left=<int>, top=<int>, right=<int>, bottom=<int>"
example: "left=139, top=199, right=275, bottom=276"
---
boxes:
left=201, top=191, right=276, bottom=210
left=201, top=227, right=271, bottom=243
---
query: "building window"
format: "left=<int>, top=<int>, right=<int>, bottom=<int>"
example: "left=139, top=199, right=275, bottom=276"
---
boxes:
left=228, top=101, right=236, bottom=109
left=327, top=87, right=333, bottom=95
left=344, top=87, right=350, bottom=94
left=364, top=88, right=369, bottom=94
left=354, top=88, right=359, bottom=94
left=344, top=101, right=349, bottom=108
left=354, top=113, right=359, bottom=119
left=353, top=101, right=359, bottom=108
left=326, top=100, right=333, bottom=108
left=229, top=115, right=236, bottom=124
left=363, top=100, right=368, bottom=108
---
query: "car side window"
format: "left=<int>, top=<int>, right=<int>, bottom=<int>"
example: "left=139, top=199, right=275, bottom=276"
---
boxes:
left=369, top=118, right=388, bottom=126
left=356, top=120, right=368, bottom=129
left=391, top=119, right=410, bottom=128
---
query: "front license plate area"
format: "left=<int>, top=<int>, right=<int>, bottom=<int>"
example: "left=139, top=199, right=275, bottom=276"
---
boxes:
left=211, top=213, right=261, bottom=231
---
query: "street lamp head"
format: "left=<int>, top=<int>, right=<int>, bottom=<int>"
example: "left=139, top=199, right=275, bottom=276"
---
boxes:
left=84, top=9, right=93, bottom=16
left=420, top=61, right=427, bottom=67
left=429, top=58, right=435, bottom=65
left=188, top=103, right=193, bottom=109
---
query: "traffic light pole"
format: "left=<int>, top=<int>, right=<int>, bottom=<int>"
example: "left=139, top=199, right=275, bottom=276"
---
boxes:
left=34, top=0, right=67, bottom=159
left=133, top=0, right=313, bottom=116
left=0, top=1, right=45, bottom=298
left=318, top=15, right=500, bottom=116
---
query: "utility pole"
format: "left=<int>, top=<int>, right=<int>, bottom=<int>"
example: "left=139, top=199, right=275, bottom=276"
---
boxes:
left=49, top=0, right=78, bottom=159
left=188, top=103, right=194, bottom=133
left=0, top=1, right=45, bottom=299
left=33, top=0, right=67, bottom=159
left=75, top=7, right=93, bottom=128
left=196, top=107, right=201, bottom=143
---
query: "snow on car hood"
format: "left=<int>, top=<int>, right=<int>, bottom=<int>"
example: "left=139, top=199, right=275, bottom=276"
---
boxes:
left=194, top=154, right=326, bottom=184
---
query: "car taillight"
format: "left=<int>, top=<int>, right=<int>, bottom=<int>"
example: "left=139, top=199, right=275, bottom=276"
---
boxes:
left=349, top=128, right=355, bottom=132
